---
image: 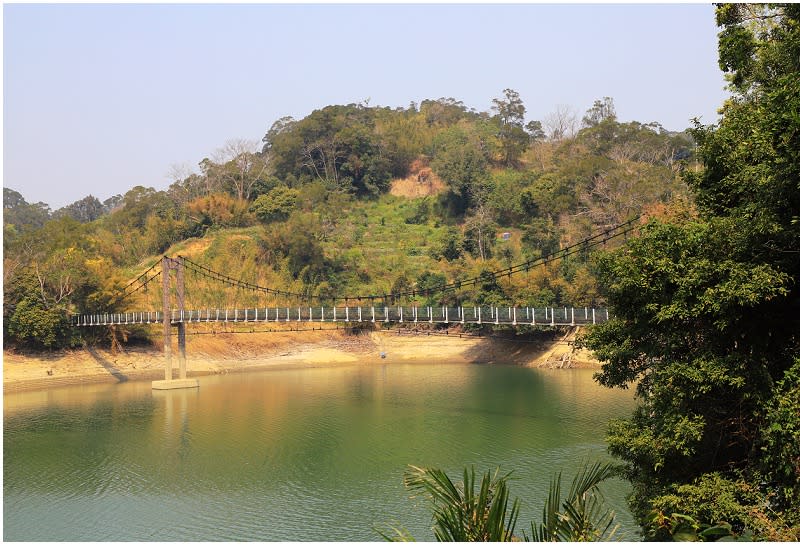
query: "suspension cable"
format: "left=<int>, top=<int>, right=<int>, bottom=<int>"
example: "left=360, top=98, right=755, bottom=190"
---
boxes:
left=176, top=216, right=639, bottom=303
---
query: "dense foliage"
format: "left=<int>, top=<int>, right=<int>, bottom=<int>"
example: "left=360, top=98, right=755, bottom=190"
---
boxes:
left=583, top=4, right=800, bottom=539
left=4, top=89, right=690, bottom=349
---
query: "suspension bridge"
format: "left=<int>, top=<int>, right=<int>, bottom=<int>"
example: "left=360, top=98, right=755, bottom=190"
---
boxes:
left=72, top=305, right=608, bottom=327
left=70, top=218, right=637, bottom=389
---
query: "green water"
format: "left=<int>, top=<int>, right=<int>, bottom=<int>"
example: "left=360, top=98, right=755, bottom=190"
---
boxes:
left=4, top=363, right=639, bottom=541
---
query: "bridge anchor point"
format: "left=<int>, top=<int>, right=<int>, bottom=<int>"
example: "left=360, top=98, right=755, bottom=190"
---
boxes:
left=152, top=378, right=199, bottom=390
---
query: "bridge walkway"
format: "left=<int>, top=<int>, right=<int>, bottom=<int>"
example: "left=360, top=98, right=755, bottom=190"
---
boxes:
left=73, top=306, right=609, bottom=327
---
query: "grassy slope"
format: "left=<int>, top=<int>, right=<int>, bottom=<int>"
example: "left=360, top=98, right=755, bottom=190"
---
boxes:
left=122, top=181, right=532, bottom=314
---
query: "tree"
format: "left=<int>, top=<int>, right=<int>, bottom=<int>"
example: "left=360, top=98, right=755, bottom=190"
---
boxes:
left=263, top=104, right=393, bottom=197
left=525, top=120, right=546, bottom=142
left=210, top=139, right=271, bottom=200
left=431, top=227, right=463, bottom=262
left=3, top=215, right=126, bottom=348
left=430, top=126, right=490, bottom=215
left=389, top=275, right=411, bottom=305
left=582, top=4, right=800, bottom=537
left=522, top=218, right=561, bottom=259
left=5, top=272, right=72, bottom=348
left=576, top=161, right=674, bottom=230
left=257, top=212, right=328, bottom=284
left=249, top=186, right=298, bottom=224
left=3, top=188, right=51, bottom=232
left=582, top=97, right=617, bottom=128
left=492, top=88, right=530, bottom=166
left=463, top=203, right=496, bottom=261
left=53, top=195, right=106, bottom=223
left=415, top=271, right=447, bottom=305
left=419, top=97, right=472, bottom=126
left=542, top=105, right=578, bottom=141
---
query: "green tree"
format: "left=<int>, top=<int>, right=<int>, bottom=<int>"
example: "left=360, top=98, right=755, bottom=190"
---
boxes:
left=415, top=271, right=447, bottom=305
left=583, top=4, right=800, bottom=536
left=487, top=169, right=537, bottom=225
left=431, top=227, right=463, bottom=262
left=3, top=188, right=51, bottom=233
left=250, top=186, right=299, bottom=223
left=419, top=97, right=473, bottom=127
left=258, top=212, right=328, bottom=284
left=390, top=275, right=412, bottom=305
left=6, top=274, right=72, bottom=348
left=262, top=104, right=393, bottom=197
left=431, top=125, right=490, bottom=215
left=3, top=216, right=127, bottom=348
left=492, top=88, right=530, bottom=166
left=53, top=195, right=106, bottom=223
left=521, top=217, right=561, bottom=259
left=582, top=97, right=617, bottom=128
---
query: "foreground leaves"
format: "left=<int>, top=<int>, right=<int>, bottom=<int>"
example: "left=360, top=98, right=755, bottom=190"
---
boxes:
left=380, top=461, right=619, bottom=542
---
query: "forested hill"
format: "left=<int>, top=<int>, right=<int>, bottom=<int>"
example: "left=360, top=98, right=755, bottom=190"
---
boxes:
left=4, top=93, right=694, bottom=348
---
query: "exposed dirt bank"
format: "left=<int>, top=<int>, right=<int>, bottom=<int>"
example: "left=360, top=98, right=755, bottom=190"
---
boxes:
left=3, top=326, right=598, bottom=393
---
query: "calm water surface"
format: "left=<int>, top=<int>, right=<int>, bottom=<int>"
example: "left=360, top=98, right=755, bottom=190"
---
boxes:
left=4, top=363, right=639, bottom=541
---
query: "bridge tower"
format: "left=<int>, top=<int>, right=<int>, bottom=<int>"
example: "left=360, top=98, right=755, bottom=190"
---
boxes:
left=152, top=256, right=199, bottom=390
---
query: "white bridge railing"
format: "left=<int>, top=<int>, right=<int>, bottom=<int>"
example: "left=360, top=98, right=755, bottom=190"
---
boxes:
left=72, top=306, right=610, bottom=327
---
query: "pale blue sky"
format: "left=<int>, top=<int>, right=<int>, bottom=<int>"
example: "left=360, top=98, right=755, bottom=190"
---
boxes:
left=4, top=3, right=728, bottom=210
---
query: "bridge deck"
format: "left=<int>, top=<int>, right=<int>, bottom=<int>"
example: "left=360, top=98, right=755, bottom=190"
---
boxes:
left=72, top=306, right=609, bottom=327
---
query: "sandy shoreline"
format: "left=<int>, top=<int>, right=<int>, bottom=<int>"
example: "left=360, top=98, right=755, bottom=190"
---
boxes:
left=3, top=326, right=597, bottom=394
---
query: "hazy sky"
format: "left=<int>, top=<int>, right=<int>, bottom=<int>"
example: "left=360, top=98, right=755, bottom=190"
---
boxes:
left=4, top=3, right=729, bottom=210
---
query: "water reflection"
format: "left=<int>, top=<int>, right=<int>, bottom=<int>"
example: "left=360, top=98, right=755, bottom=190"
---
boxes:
left=5, top=363, right=638, bottom=541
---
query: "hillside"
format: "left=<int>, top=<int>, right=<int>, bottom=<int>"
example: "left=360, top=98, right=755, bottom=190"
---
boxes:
left=3, top=93, right=694, bottom=350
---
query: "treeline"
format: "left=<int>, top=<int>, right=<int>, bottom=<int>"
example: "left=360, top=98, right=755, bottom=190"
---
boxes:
left=4, top=92, right=692, bottom=349
left=583, top=4, right=800, bottom=540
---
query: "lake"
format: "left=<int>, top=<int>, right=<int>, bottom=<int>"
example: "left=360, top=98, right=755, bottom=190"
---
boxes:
left=4, top=362, right=639, bottom=541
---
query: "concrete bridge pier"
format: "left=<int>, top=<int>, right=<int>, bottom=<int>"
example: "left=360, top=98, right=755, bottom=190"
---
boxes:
left=153, top=256, right=199, bottom=390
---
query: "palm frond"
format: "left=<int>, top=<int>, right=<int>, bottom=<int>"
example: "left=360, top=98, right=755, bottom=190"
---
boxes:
left=383, top=461, right=619, bottom=542
left=526, top=462, right=619, bottom=542
left=401, top=465, right=520, bottom=541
